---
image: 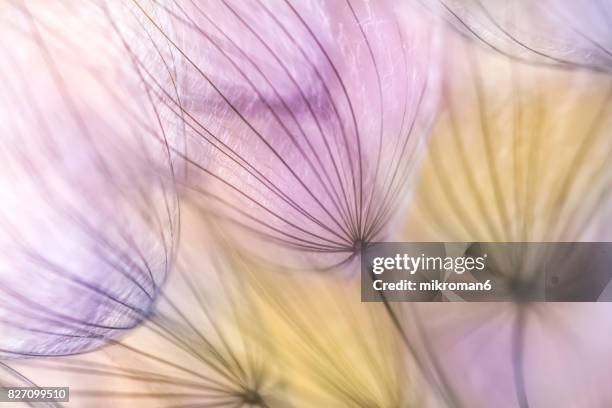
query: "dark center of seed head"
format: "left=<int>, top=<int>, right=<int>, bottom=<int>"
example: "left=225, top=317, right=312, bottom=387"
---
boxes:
left=242, top=390, right=263, bottom=405
left=353, top=239, right=368, bottom=251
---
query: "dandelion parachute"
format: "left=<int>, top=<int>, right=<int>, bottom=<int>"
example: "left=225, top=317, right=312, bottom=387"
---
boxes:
left=128, top=0, right=439, bottom=269
left=399, top=29, right=612, bottom=408
left=0, top=0, right=179, bottom=357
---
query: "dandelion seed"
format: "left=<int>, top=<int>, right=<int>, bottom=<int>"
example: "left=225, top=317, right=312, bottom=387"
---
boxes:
left=0, top=1, right=178, bottom=357
left=405, top=36, right=612, bottom=243
left=399, top=31, right=612, bottom=408
left=127, top=0, right=440, bottom=269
